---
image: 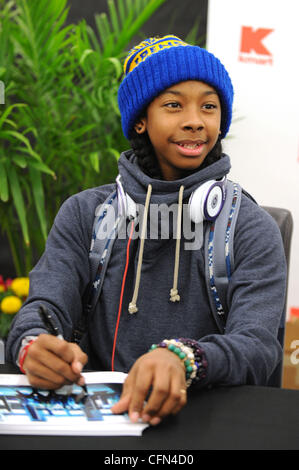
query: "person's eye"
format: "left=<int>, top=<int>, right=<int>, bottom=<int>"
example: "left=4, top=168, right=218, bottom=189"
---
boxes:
left=164, top=102, right=181, bottom=109
left=202, top=103, right=217, bottom=110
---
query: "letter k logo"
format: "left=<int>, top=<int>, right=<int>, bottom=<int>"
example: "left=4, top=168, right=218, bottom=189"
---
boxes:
left=240, top=26, right=274, bottom=55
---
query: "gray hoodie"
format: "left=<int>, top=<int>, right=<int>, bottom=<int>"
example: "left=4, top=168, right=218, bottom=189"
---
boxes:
left=6, top=151, right=287, bottom=386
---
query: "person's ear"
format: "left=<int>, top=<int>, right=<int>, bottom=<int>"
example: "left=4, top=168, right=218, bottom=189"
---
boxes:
left=134, top=118, right=147, bottom=134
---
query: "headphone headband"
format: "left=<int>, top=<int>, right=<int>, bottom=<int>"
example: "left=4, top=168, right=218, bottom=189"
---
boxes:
left=116, top=176, right=227, bottom=224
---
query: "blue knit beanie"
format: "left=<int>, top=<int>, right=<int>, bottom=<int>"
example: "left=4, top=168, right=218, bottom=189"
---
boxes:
left=118, top=35, right=234, bottom=140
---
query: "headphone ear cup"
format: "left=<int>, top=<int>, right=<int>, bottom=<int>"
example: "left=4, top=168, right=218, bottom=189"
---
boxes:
left=116, top=175, right=138, bottom=220
left=204, top=184, right=224, bottom=221
left=189, top=180, right=226, bottom=223
left=189, top=186, right=206, bottom=224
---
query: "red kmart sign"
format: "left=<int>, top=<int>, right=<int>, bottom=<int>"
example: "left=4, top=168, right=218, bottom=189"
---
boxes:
left=239, top=26, right=274, bottom=65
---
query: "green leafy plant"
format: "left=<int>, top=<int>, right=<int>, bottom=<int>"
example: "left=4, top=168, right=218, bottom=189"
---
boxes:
left=0, top=0, right=165, bottom=275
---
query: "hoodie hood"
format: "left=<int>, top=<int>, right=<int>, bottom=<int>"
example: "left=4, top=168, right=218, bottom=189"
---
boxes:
left=118, top=150, right=231, bottom=205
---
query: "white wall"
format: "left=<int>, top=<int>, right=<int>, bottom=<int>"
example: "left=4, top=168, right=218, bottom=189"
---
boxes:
left=206, top=0, right=299, bottom=317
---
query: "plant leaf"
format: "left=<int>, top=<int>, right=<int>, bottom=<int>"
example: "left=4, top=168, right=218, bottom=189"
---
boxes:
left=89, top=151, right=100, bottom=173
left=0, top=103, right=27, bottom=130
left=28, top=159, right=56, bottom=178
left=113, top=0, right=166, bottom=55
left=69, top=124, right=96, bottom=139
left=0, top=160, right=9, bottom=202
left=0, top=129, right=38, bottom=156
left=7, top=164, right=30, bottom=246
left=13, top=145, right=42, bottom=161
left=12, top=154, right=27, bottom=168
left=105, top=57, right=123, bottom=79
left=107, top=147, right=120, bottom=161
left=108, top=0, right=120, bottom=35
left=29, top=166, right=47, bottom=241
left=79, top=48, right=95, bottom=66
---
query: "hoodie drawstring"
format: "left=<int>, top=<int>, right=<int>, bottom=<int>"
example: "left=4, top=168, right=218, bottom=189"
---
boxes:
left=128, top=183, right=184, bottom=313
left=128, top=184, right=152, bottom=314
left=170, top=185, right=184, bottom=302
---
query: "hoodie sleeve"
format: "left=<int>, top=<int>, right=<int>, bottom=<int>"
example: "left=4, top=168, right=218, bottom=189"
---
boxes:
left=197, top=195, right=287, bottom=386
left=5, top=187, right=109, bottom=365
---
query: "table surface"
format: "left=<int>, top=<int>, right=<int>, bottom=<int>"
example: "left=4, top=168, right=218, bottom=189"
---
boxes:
left=0, top=363, right=298, bottom=450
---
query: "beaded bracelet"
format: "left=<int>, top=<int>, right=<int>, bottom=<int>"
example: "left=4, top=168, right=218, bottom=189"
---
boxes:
left=149, top=339, right=198, bottom=387
left=178, top=338, right=208, bottom=384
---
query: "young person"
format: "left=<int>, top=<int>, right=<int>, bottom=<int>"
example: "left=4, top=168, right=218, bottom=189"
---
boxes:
left=6, top=36, right=287, bottom=426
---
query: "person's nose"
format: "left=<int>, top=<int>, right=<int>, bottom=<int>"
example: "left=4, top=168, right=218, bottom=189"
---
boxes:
left=181, top=106, right=204, bottom=132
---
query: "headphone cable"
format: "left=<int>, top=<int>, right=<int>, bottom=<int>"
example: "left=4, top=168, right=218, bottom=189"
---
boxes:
left=111, top=218, right=135, bottom=371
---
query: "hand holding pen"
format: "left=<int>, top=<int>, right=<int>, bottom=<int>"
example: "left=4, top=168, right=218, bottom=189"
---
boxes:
left=38, top=305, right=88, bottom=398
left=20, top=304, right=88, bottom=392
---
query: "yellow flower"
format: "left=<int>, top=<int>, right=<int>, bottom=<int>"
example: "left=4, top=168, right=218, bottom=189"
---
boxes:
left=0, top=285, right=5, bottom=293
left=0, top=296, right=22, bottom=314
left=11, top=277, right=29, bottom=298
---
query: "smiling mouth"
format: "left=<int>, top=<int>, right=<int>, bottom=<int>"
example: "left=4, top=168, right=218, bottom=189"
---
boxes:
left=175, top=140, right=207, bottom=149
left=177, top=142, right=202, bottom=149
left=174, top=140, right=207, bottom=156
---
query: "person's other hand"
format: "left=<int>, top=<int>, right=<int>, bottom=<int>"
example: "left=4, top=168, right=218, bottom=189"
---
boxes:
left=111, top=348, right=187, bottom=425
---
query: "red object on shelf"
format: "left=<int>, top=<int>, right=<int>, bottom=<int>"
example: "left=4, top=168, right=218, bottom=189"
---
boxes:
left=290, top=307, right=299, bottom=320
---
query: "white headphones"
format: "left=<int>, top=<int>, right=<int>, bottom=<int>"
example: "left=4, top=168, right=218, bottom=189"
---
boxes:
left=189, top=177, right=227, bottom=223
left=116, top=176, right=226, bottom=223
left=116, top=175, right=138, bottom=219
